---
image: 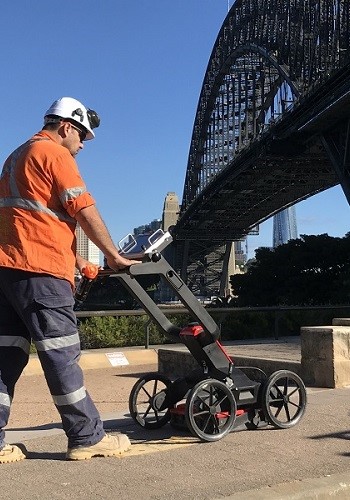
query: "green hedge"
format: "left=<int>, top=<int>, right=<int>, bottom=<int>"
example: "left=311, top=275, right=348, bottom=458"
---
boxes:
left=78, top=316, right=162, bottom=349
left=78, top=313, right=190, bottom=349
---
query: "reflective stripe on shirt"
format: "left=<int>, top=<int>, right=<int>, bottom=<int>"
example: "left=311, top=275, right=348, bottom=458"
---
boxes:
left=1, top=138, right=48, bottom=188
left=60, top=186, right=87, bottom=205
left=0, top=137, right=76, bottom=224
left=0, top=197, right=75, bottom=223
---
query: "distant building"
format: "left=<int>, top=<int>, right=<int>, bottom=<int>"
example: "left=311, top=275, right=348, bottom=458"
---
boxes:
left=76, top=224, right=100, bottom=270
left=134, top=219, right=162, bottom=236
left=273, top=206, right=298, bottom=247
left=162, top=192, right=180, bottom=230
left=234, top=238, right=247, bottom=268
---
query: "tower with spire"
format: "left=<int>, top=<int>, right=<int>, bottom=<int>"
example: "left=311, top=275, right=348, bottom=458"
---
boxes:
left=273, top=206, right=298, bottom=247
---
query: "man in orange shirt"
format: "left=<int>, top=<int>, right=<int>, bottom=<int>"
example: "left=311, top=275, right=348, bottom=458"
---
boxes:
left=0, top=97, right=139, bottom=462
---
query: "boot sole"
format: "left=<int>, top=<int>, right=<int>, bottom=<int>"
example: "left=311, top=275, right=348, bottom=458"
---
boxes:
left=0, top=452, right=26, bottom=464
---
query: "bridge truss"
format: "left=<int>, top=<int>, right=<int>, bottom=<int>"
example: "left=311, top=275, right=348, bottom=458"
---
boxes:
left=173, top=0, right=350, bottom=296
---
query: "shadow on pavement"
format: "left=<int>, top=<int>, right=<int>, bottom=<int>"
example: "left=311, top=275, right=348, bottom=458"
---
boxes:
left=9, top=422, right=61, bottom=432
left=27, top=451, right=65, bottom=461
left=113, top=371, right=157, bottom=379
left=309, top=430, right=350, bottom=440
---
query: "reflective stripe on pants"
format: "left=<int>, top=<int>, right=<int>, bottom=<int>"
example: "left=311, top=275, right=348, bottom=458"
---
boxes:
left=0, top=268, right=105, bottom=448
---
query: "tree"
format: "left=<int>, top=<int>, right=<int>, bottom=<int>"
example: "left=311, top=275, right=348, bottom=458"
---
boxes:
left=230, top=234, right=350, bottom=306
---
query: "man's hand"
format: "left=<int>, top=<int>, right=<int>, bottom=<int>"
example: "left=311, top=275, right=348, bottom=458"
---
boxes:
left=106, top=253, right=141, bottom=271
left=75, top=253, right=102, bottom=275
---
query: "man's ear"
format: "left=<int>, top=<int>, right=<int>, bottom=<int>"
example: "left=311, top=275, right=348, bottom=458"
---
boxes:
left=58, top=122, right=70, bottom=139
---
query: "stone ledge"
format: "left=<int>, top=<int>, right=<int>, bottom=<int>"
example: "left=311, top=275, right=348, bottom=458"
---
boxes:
left=159, top=323, right=350, bottom=388
left=301, top=325, right=350, bottom=388
left=333, top=317, right=350, bottom=326
left=158, top=348, right=301, bottom=380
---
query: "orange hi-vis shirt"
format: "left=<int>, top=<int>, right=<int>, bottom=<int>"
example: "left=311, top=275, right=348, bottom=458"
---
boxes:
left=0, top=130, right=96, bottom=285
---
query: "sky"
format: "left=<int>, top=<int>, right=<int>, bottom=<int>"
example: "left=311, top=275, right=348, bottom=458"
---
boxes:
left=1, top=1, right=349, bottom=259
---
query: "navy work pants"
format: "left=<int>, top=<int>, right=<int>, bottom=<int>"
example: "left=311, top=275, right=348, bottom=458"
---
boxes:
left=0, top=268, right=105, bottom=448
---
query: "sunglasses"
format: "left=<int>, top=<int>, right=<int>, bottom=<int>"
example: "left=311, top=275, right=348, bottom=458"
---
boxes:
left=70, top=124, right=87, bottom=142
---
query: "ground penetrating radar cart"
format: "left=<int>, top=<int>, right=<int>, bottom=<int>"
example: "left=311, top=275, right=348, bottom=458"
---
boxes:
left=80, top=229, right=307, bottom=442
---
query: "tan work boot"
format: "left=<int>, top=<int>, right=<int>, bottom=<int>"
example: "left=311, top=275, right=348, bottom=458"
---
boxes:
left=66, top=433, right=131, bottom=461
left=0, top=444, right=26, bottom=464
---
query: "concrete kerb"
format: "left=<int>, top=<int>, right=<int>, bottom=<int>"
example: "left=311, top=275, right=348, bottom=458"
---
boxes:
left=23, top=346, right=159, bottom=376
left=218, top=471, right=350, bottom=499
left=23, top=337, right=302, bottom=377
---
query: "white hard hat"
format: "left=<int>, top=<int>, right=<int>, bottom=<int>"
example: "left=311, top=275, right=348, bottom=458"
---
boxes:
left=44, top=97, right=100, bottom=140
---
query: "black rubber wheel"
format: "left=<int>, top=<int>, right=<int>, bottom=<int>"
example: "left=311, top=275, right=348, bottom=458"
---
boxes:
left=185, top=379, right=236, bottom=442
left=262, top=370, right=307, bottom=429
left=129, top=373, right=173, bottom=429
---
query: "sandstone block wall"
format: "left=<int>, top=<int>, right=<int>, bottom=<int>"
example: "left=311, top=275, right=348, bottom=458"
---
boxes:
left=301, top=325, right=350, bottom=388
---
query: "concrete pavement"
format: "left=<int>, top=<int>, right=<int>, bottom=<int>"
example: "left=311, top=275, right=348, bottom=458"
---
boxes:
left=3, top=337, right=350, bottom=499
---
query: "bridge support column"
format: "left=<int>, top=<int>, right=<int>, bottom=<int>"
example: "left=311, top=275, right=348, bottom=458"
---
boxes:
left=321, top=118, right=350, bottom=205
left=219, top=242, right=234, bottom=297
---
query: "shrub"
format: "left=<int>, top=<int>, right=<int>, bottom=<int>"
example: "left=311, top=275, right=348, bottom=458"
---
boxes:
left=77, top=314, right=192, bottom=349
left=78, top=316, right=162, bottom=349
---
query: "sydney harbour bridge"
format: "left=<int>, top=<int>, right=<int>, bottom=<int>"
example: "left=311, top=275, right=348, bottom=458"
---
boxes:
left=170, top=0, right=350, bottom=297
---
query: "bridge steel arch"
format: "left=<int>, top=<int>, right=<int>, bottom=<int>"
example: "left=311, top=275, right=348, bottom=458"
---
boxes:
left=173, top=0, right=350, bottom=296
